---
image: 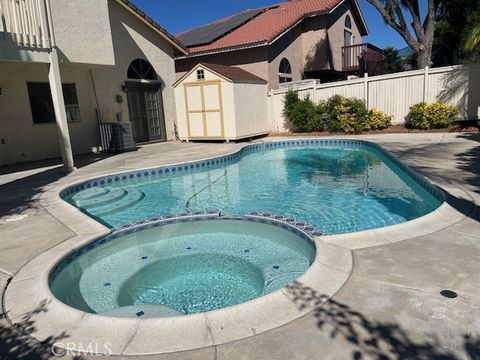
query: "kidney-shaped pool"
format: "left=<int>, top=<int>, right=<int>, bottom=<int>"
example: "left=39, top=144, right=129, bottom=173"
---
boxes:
left=62, top=139, right=443, bottom=235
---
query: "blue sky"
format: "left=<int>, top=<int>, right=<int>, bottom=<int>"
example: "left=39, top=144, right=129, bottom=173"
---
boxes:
left=133, top=0, right=411, bottom=50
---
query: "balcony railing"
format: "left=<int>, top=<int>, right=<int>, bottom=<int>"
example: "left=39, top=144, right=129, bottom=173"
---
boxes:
left=0, top=0, right=52, bottom=49
left=342, top=43, right=383, bottom=72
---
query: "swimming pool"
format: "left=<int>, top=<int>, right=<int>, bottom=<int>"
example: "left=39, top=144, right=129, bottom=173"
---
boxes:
left=62, top=139, right=443, bottom=235
left=49, top=215, right=317, bottom=318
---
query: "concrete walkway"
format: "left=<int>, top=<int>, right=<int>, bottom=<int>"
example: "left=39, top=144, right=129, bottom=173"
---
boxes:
left=1, top=133, right=479, bottom=359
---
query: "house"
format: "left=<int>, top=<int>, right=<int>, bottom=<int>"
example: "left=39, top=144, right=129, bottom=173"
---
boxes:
left=0, top=0, right=187, bottom=169
left=175, top=0, right=383, bottom=90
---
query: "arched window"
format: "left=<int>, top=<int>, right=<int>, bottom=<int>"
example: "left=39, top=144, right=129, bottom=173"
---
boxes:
left=127, top=59, right=157, bottom=81
left=345, top=15, right=352, bottom=29
left=278, top=58, right=292, bottom=84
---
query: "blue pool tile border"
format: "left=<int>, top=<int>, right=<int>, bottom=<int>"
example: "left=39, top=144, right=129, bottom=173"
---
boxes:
left=59, top=139, right=445, bottom=203
left=48, top=212, right=321, bottom=284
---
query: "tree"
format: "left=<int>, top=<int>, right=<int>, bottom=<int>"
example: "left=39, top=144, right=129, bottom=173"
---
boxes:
left=433, top=0, right=480, bottom=66
left=382, top=46, right=402, bottom=73
left=366, top=0, right=439, bottom=69
left=465, top=15, right=480, bottom=51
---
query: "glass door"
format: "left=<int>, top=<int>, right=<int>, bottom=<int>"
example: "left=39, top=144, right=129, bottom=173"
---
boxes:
left=127, top=87, right=149, bottom=143
left=126, top=83, right=166, bottom=143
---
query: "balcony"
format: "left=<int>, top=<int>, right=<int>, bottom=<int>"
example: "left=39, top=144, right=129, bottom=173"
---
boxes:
left=0, top=0, right=52, bottom=51
left=342, top=43, right=384, bottom=74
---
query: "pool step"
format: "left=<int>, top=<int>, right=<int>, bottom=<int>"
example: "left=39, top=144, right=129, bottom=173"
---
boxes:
left=71, top=187, right=110, bottom=202
left=87, top=190, right=146, bottom=217
left=74, top=189, right=128, bottom=209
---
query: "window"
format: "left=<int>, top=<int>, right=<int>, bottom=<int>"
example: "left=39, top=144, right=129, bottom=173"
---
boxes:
left=278, top=58, right=292, bottom=84
left=345, top=15, right=352, bottom=29
left=196, top=69, right=205, bottom=81
left=127, top=59, right=157, bottom=80
left=27, top=82, right=81, bottom=124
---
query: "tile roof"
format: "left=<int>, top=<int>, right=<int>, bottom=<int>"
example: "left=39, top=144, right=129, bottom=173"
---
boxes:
left=178, top=0, right=343, bottom=56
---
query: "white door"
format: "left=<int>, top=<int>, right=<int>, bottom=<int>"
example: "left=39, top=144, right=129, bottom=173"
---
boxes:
left=185, top=81, right=224, bottom=138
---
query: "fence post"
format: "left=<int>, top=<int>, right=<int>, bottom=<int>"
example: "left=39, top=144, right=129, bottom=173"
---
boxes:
left=423, top=66, right=429, bottom=102
left=364, top=73, right=369, bottom=110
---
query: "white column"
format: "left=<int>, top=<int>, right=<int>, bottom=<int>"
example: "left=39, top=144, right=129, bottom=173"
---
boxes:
left=48, top=47, right=75, bottom=171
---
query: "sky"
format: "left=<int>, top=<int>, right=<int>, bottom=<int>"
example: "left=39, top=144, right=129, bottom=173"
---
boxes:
left=132, top=0, right=413, bottom=50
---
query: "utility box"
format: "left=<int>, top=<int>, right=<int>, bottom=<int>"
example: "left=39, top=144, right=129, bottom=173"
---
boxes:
left=174, top=63, right=269, bottom=141
left=99, top=122, right=136, bottom=153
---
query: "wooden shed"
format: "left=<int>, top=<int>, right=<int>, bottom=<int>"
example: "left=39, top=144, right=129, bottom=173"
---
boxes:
left=174, top=63, right=269, bottom=141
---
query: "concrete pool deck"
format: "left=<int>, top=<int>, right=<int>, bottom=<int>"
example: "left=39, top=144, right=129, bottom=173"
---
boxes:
left=0, top=133, right=479, bottom=359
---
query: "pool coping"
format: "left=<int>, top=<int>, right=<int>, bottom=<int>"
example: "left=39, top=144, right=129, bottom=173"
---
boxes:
left=3, top=137, right=469, bottom=356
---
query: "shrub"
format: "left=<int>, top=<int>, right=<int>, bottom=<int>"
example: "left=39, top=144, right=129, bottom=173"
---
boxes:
left=367, top=109, right=392, bottom=130
left=289, top=97, right=318, bottom=132
left=283, top=90, right=300, bottom=121
left=283, top=93, right=392, bottom=134
left=323, top=95, right=369, bottom=134
left=283, top=91, right=324, bottom=132
left=407, top=102, right=459, bottom=129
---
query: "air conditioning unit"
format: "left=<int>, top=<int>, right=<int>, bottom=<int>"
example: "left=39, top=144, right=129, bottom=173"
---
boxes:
left=99, top=122, right=136, bottom=153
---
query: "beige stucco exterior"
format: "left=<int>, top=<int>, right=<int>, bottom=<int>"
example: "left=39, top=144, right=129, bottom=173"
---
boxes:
left=175, top=1, right=365, bottom=90
left=0, top=0, right=181, bottom=166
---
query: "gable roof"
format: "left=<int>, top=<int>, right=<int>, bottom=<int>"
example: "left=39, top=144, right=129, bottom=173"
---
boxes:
left=116, top=0, right=188, bottom=55
left=176, top=0, right=368, bottom=58
left=174, top=63, right=268, bottom=87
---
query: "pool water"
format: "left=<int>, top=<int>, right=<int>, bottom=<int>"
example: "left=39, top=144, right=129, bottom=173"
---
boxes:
left=65, top=143, right=442, bottom=234
left=50, top=219, right=315, bottom=317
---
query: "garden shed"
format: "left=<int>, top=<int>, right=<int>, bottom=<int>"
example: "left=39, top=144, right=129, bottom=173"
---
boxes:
left=174, top=63, right=269, bottom=141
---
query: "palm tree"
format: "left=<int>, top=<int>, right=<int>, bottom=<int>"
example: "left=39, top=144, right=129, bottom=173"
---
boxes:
left=465, top=22, right=480, bottom=50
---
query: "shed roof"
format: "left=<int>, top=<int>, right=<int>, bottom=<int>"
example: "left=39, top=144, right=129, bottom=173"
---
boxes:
left=174, top=63, right=268, bottom=86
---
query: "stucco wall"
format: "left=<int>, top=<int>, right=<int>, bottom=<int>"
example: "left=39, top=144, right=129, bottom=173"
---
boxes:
left=0, top=62, right=99, bottom=165
left=0, top=0, right=180, bottom=165
left=327, top=2, right=362, bottom=71
left=268, top=24, right=304, bottom=90
left=175, top=47, right=269, bottom=85
left=89, top=0, right=178, bottom=140
left=51, top=0, right=115, bottom=66
left=302, top=16, right=329, bottom=71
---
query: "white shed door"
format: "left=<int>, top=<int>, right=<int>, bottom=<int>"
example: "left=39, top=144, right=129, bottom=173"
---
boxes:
left=185, top=81, right=224, bottom=138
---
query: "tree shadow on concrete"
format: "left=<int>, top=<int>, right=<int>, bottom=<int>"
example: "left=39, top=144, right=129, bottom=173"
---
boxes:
left=455, top=133, right=480, bottom=194
left=0, top=299, right=84, bottom=360
left=380, top=133, right=480, bottom=223
left=285, top=282, right=480, bottom=360
left=0, top=153, right=113, bottom=219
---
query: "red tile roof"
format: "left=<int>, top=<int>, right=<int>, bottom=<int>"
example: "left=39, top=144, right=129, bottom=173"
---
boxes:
left=179, top=0, right=343, bottom=56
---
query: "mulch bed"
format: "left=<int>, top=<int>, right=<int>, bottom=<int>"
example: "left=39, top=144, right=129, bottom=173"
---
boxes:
left=268, top=122, right=480, bottom=137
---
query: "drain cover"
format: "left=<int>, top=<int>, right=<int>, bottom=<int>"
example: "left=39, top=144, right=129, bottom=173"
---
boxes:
left=440, top=290, right=458, bottom=299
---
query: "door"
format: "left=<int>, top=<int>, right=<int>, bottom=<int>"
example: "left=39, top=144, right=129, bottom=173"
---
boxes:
left=185, top=81, right=224, bottom=139
left=126, top=83, right=167, bottom=143
left=344, top=30, right=353, bottom=68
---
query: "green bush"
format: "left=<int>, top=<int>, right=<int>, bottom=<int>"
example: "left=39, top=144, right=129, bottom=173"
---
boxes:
left=407, top=102, right=459, bottom=129
left=323, top=95, right=369, bottom=134
left=283, top=92, right=393, bottom=134
left=367, top=109, right=392, bottom=130
left=283, top=91, right=322, bottom=132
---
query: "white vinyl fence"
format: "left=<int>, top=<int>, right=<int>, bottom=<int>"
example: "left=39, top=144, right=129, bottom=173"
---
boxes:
left=268, top=63, right=480, bottom=132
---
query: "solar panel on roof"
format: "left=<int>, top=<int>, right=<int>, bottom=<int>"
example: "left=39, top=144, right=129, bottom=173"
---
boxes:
left=177, top=8, right=265, bottom=47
